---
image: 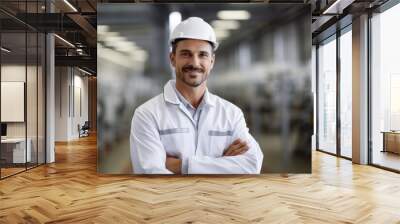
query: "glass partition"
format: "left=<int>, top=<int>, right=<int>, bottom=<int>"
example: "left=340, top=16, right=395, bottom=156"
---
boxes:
left=0, top=1, right=46, bottom=179
left=1, top=30, right=28, bottom=177
left=27, top=30, right=38, bottom=169
left=38, top=32, right=45, bottom=165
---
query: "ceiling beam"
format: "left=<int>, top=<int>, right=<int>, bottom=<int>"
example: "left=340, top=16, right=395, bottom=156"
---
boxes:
left=67, top=13, right=97, bottom=46
left=55, top=55, right=96, bottom=73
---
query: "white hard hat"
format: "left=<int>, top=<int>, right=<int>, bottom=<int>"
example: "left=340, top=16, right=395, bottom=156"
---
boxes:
left=170, top=17, right=218, bottom=51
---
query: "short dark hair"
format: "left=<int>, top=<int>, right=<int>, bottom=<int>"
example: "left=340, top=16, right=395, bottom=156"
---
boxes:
left=171, top=38, right=214, bottom=54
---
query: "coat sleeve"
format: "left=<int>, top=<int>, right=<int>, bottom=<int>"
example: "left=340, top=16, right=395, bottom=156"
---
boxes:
left=130, top=108, right=173, bottom=174
left=187, top=111, right=264, bottom=174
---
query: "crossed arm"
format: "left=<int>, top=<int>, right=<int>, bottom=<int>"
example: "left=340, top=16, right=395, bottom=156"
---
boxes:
left=130, top=109, right=263, bottom=174
left=166, top=138, right=250, bottom=174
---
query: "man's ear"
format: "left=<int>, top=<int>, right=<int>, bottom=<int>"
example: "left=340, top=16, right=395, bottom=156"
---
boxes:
left=210, top=53, right=215, bottom=70
left=169, top=52, right=176, bottom=67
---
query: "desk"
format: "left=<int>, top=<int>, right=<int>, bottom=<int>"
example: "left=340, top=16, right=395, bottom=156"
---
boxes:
left=382, top=131, right=400, bottom=154
left=1, top=138, right=31, bottom=163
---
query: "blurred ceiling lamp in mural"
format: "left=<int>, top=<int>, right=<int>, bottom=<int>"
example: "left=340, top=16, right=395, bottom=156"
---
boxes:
left=215, top=29, right=229, bottom=41
left=98, top=31, right=119, bottom=43
left=105, top=35, right=127, bottom=45
left=169, top=11, right=182, bottom=35
left=131, top=49, right=148, bottom=62
left=113, top=41, right=138, bottom=53
left=217, top=10, right=250, bottom=20
left=99, top=44, right=137, bottom=68
left=212, top=20, right=240, bottom=30
left=98, top=25, right=109, bottom=35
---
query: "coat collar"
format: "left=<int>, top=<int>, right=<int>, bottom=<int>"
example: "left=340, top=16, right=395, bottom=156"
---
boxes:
left=163, top=79, right=216, bottom=107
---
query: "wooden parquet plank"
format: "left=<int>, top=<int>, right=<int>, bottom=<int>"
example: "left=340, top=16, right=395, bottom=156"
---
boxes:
left=0, top=134, right=400, bottom=223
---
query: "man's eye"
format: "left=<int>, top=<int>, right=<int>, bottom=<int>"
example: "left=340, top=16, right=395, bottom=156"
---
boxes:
left=199, top=53, right=209, bottom=58
left=180, top=52, right=190, bottom=57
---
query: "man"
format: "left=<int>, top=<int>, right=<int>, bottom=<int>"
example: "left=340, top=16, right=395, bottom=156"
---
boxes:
left=130, top=17, right=263, bottom=174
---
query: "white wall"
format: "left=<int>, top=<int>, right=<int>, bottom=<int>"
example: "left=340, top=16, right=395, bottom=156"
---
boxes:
left=55, top=67, right=89, bottom=141
left=72, top=73, right=89, bottom=138
left=1, top=65, right=26, bottom=131
left=55, top=67, right=69, bottom=141
left=1, top=65, right=39, bottom=137
left=1, top=63, right=46, bottom=164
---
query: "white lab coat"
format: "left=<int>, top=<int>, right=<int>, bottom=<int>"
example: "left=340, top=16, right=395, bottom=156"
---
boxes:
left=130, top=80, right=263, bottom=174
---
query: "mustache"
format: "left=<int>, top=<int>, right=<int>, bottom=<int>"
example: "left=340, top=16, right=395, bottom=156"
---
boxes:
left=182, top=65, right=204, bottom=73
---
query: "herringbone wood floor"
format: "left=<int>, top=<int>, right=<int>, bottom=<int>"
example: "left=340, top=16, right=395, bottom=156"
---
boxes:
left=1, top=135, right=400, bottom=224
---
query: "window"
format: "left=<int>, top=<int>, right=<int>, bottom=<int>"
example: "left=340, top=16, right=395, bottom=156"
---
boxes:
left=339, top=27, right=352, bottom=158
left=370, top=2, right=400, bottom=171
left=317, top=36, right=337, bottom=154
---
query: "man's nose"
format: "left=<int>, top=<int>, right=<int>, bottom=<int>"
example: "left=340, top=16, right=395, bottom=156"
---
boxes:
left=189, top=55, right=201, bottom=67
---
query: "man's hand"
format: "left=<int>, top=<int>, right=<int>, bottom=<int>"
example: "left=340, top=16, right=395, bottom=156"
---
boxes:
left=166, top=156, right=182, bottom=174
left=223, top=139, right=249, bottom=156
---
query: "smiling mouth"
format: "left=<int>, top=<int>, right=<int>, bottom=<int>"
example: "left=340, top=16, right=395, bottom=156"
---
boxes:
left=182, top=65, right=204, bottom=74
left=184, top=70, right=202, bottom=76
left=185, top=70, right=200, bottom=73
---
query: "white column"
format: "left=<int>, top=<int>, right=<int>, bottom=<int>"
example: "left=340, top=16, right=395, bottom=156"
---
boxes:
left=352, top=14, right=369, bottom=164
left=46, top=1, right=55, bottom=163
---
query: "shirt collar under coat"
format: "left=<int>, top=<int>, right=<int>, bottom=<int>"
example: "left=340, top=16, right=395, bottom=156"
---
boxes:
left=163, top=79, right=216, bottom=107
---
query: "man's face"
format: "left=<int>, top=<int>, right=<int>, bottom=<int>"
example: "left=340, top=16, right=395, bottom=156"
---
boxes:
left=170, top=39, right=215, bottom=88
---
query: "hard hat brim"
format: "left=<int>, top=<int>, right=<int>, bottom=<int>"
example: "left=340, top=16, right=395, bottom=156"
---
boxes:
left=170, top=38, right=218, bottom=51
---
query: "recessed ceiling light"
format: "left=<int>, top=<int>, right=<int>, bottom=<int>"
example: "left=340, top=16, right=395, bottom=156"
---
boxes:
left=78, top=67, right=92, bottom=76
left=1, top=47, right=11, bottom=53
left=54, top=34, right=75, bottom=48
left=63, top=0, right=78, bottom=12
left=322, top=0, right=352, bottom=14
